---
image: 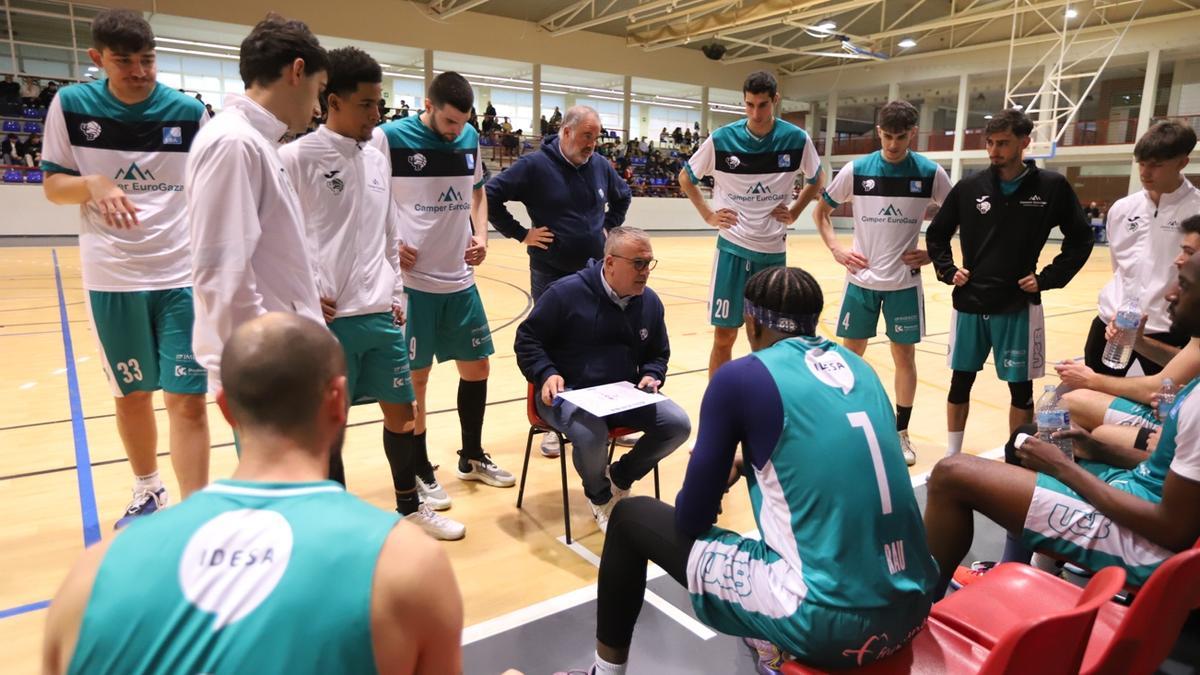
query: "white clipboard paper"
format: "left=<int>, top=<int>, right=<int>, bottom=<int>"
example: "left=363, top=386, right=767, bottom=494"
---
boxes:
left=555, top=381, right=667, bottom=417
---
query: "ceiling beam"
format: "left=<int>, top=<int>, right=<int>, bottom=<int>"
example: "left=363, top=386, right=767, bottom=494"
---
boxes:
left=426, top=0, right=494, bottom=20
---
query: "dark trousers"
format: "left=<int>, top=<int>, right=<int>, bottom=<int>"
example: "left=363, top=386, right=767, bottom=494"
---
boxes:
left=530, top=265, right=573, bottom=302
left=1083, top=316, right=1188, bottom=376
left=596, top=497, right=694, bottom=649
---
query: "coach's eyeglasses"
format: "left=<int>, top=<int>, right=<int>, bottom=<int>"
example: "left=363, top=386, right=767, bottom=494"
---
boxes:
left=611, top=254, right=658, bottom=271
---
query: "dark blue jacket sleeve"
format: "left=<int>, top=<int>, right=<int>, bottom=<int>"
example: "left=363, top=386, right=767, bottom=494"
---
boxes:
left=640, top=293, right=669, bottom=385
left=514, top=286, right=563, bottom=385
left=485, top=158, right=531, bottom=242
left=604, top=161, right=632, bottom=230
left=675, top=357, right=784, bottom=539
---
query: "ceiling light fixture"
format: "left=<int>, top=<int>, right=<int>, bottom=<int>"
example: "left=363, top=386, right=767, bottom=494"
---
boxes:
left=898, top=38, right=917, bottom=49
left=1065, top=7, right=1078, bottom=19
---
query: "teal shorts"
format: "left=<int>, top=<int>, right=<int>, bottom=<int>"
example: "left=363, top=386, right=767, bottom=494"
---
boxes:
left=1104, top=397, right=1160, bottom=431
left=947, top=305, right=1045, bottom=382
left=1022, top=460, right=1172, bottom=587
left=328, top=312, right=415, bottom=405
left=710, top=239, right=786, bottom=328
left=686, top=528, right=930, bottom=669
left=404, top=285, right=494, bottom=371
left=86, top=288, right=206, bottom=397
left=836, top=282, right=924, bottom=343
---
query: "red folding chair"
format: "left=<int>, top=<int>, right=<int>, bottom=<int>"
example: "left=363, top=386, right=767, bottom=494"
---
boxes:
left=932, top=540, right=1200, bottom=675
left=781, top=565, right=1126, bottom=675
left=515, top=383, right=659, bottom=544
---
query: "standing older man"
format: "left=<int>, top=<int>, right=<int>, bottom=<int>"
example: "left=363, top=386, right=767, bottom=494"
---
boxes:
left=514, top=227, right=690, bottom=532
left=486, top=105, right=632, bottom=302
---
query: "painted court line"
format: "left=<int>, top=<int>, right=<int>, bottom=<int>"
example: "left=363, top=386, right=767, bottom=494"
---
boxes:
left=53, top=249, right=100, bottom=547
left=0, top=600, right=50, bottom=620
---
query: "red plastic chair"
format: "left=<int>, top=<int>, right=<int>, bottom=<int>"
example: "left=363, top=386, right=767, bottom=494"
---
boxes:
left=932, top=540, right=1200, bottom=675
left=781, top=565, right=1126, bottom=674
left=515, top=383, right=659, bottom=544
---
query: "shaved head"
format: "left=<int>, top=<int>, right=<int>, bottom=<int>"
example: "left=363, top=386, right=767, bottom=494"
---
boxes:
left=220, top=313, right=345, bottom=439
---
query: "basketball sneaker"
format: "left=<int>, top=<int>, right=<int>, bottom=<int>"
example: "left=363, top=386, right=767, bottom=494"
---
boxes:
left=743, top=637, right=786, bottom=675
left=949, top=560, right=996, bottom=590
left=613, top=432, right=640, bottom=447
left=403, top=503, right=466, bottom=541
left=541, top=433, right=561, bottom=458
left=416, top=465, right=452, bottom=511
left=456, top=452, right=516, bottom=487
left=114, top=485, right=168, bottom=530
left=899, top=430, right=917, bottom=466
left=607, top=466, right=630, bottom=503
left=590, top=498, right=616, bottom=533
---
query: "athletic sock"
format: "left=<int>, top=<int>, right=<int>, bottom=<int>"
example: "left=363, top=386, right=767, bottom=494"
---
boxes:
left=413, top=431, right=431, bottom=476
left=457, top=378, right=487, bottom=461
left=383, top=428, right=417, bottom=513
left=134, top=471, right=163, bottom=491
left=946, top=431, right=965, bottom=457
left=895, top=405, right=913, bottom=432
left=591, top=652, right=627, bottom=675
left=1001, top=533, right=1033, bottom=564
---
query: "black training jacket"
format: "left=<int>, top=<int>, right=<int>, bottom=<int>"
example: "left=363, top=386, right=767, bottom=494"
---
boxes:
left=926, top=161, right=1093, bottom=314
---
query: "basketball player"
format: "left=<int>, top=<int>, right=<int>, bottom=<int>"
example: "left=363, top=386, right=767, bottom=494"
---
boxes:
left=42, top=313, right=463, bottom=674
left=679, top=71, right=823, bottom=379
left=814, top=100, right=952, bottom=466
left=186, top=14, right=328, bottom=392
left=279, top=47, right=463, bottom=539
left=560, top=268, right=937, bottom=674
left=926, top=108, right=1093, bottom=455
left=377, top=71, right=514, bottom=511
left=41, top=9, right=210, bottom=526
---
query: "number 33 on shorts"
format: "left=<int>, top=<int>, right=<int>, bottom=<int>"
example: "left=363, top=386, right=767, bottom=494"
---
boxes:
left=116, top=358, right=143, bottom=384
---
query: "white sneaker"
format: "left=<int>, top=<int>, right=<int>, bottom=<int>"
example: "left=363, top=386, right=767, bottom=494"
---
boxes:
left=606, top=465, right=630, bottom=503
left=590, top=498, right=616, bottom=533
left=456, top=453, right=516, bottom=488
left=404, top=503, right=466, bottom=540
left=416, top=466, right=452, bottom=511
left=899, top=431, right=917, bottom=467
left=613, top=432, right=641, bottom=447
left=540, top=433, right=561, bottom=458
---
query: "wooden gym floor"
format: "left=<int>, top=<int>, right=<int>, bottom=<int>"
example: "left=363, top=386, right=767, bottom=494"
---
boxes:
left=0, top=232, right=1114, bottom=670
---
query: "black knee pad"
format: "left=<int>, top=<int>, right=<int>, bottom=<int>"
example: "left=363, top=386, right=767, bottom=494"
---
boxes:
left=1004, top=423, right=1039, bottom=466
left=948, top=370, right=977, bottom=405
left=1009, top=381, right=1034, bottom=410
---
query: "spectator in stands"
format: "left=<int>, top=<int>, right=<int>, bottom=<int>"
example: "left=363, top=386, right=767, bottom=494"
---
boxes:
left=638, top=136, right=649, bottom=154
left=468, top=107, right=479, bottom=131
left=399, top=100, right=409, bottom=118
left=204, top=103, right=214, bottom=118
left=0, top=74, right=18, bottom=110
left=21, top=132, right=41, bottom=167
left=659, top=127, right=669, bottom=144
left=683, top=128, right=692, bottom=144
left=549, top=105, right=562, bottom=130
left=36, top=80, right=59, bottom=108
left=1086, top=201, right=1101, bottom=220
left=672, top=126, right=683, bottom=145
left=485, top=100, right=496, bottom=118
left=539, top=115, right=548, bottom=135
left=2, top=133, right=19, bottom=165
left=20, top=77, right=41, bottom=105
left=501, top=116, right=512, bottom=134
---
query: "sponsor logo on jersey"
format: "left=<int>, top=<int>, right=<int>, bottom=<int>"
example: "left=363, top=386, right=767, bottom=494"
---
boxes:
left=976, top=195, right=991, bottom=214
left=112, top=161, right=184, bottom=192
left=414, top=185, right=471, bottom=214
left=439, top=186, right=463, bottom=202
left=777, top=153, right=791, bottom=168
left=368, top=176, right=385, bottom=193
left=115, top=162, right=155, bottom=181
left=861, top=179, right=876, bottom=192
left=639, top=328, right=649, bottom=340
left=465, top=153, right=475, bottom=171
left=408, top=152, right=428, bottom=171
left=1163, top=218, right=1180, bottom=232
left=162, top=126, right=183, bottom=145
left=1019, top=194, right=1046, bottom=207
left=323, top=169, right=344, bottom=194
left=909, top=180, right=923, bottom=193
left=80, top=120, right=101, bottom=141
left=725, top=155, right=741, bottom=169
left=879, top=204, right=903, bottom=216
left=805, top=348, right=855, bottom=394
left=748, top=182, right=772, bottom=194
left=863, top=203, right=919, bottom=226
left=1126, top=215, right=1143, bottom=231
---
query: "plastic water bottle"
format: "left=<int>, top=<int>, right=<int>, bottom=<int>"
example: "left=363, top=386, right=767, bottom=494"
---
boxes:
left=1158, top=377, right=1178, bottom=421
left=1036, top=385, right=1072, bottom=459
left=1102, top=296, right=1141, bottom=370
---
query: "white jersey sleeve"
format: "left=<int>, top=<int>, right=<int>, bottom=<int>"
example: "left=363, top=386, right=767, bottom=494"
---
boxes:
left=473, top=141, right=485, bottom=189
left=1169, top=392, right=1200, bottom=482
left=823, top=161, right=855, bottom=206
left=799, top=135, right=822, bottom=184
left=685, top=135, right=716, bottom=183
left=40, top=96, right=78, bottom=174
left=932, top=164, right=952, bottom=206
left=386, top=198, right=404, bottom=306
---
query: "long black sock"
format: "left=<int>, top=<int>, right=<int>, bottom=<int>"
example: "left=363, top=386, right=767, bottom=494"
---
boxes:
left=896, top=405, right=913, bottom=432
left=413, top=431, right=431, bottom=475
left=457, top=378, right=487, bottom=461
left=384, top=428, right=419, bottom=515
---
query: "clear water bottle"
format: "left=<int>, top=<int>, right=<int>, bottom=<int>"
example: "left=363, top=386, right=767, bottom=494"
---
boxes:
left=1102, top=296, right=1141, bottom=370
left=1158, top=377, right=1178, bottom=421
left=1036, top=384, right=1072, bottom=459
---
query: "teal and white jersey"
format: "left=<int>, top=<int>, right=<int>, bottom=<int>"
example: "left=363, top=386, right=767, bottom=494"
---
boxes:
left=688, top=337, right=938, bottom=614
left=1130, top=378, right=1200, bottom=495
left=380, top=115, right=484, bottom=294
left=686, top=118, right=821, bottom=255
left=41, top=79, right=207, bottom=291
left=68, top=480, right=398, bottom=675
left=822, top=151, right=951, bottom=291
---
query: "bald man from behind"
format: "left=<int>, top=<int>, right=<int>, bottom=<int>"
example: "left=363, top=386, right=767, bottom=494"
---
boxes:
left=42, top=313, right=463, bottom=675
